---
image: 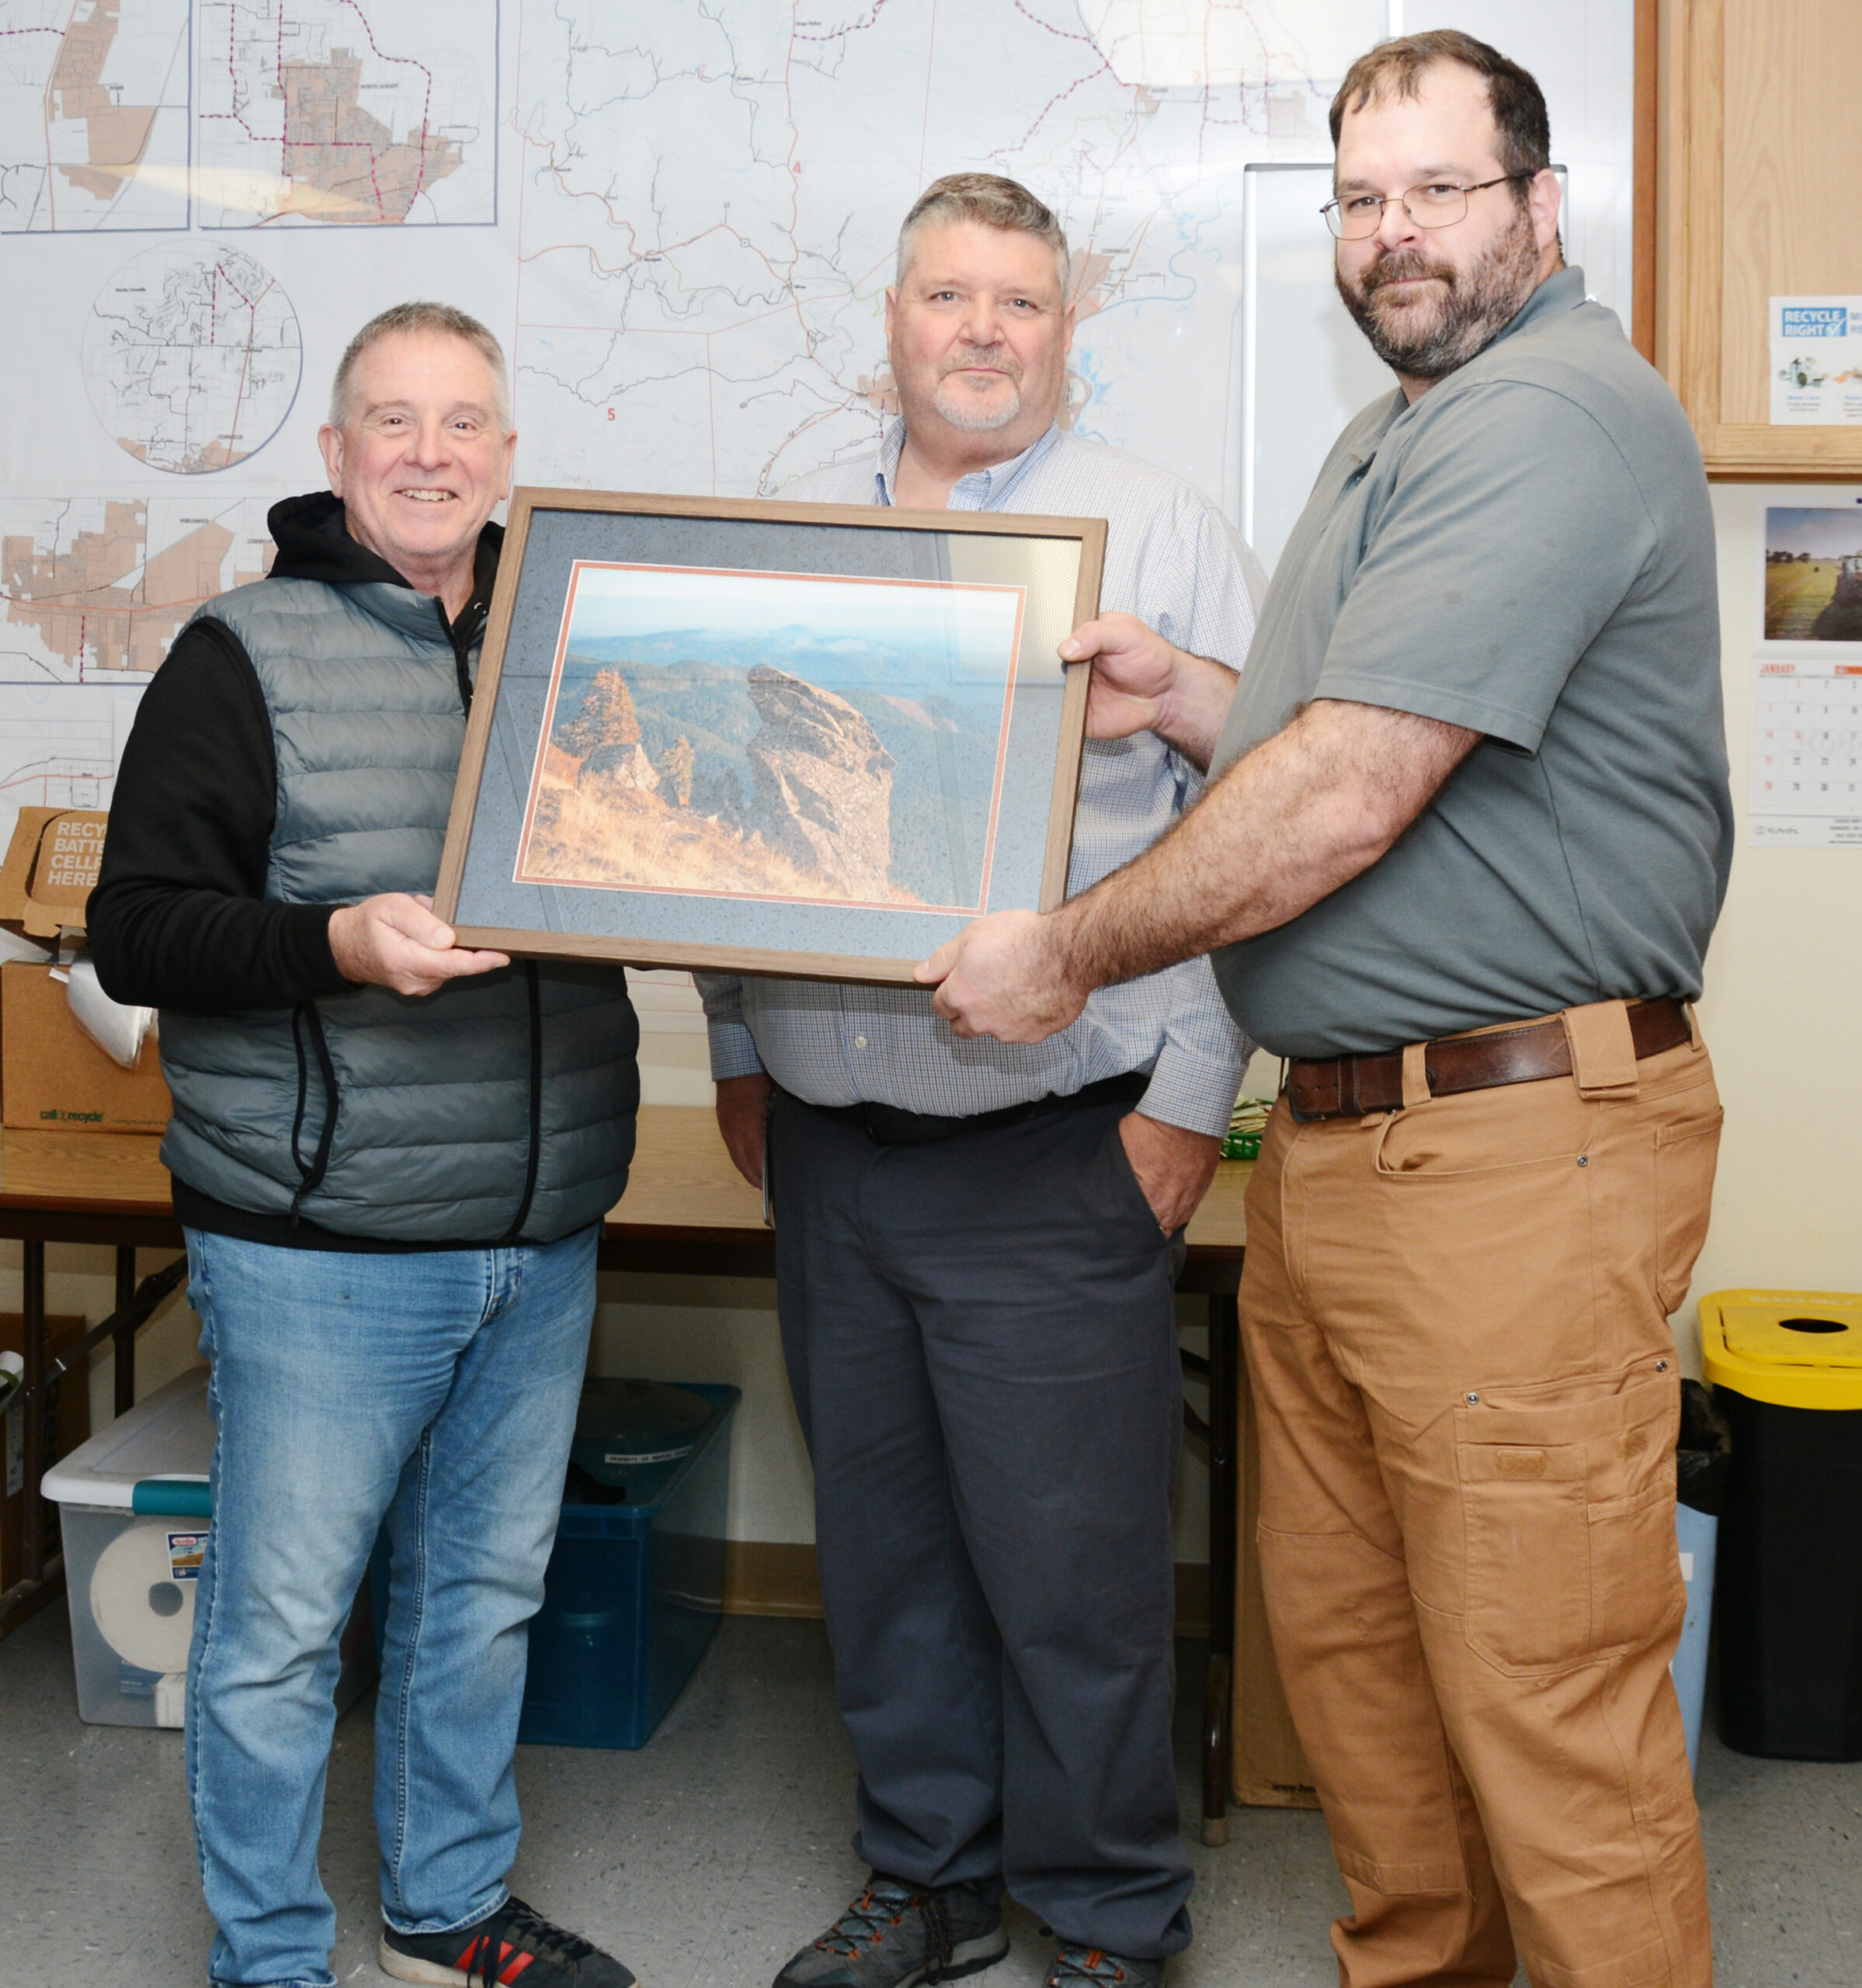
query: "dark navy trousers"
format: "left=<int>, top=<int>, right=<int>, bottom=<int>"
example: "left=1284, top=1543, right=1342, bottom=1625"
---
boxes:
left=769, top=1091, right=1193, bottom=1960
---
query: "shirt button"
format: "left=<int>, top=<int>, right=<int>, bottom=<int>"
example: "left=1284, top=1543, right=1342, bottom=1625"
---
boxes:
left=853, top=1034, right=868, bottom=1049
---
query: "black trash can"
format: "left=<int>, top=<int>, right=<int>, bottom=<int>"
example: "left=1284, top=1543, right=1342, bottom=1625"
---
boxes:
left=1701, top=1290, right=1862, bottom=1761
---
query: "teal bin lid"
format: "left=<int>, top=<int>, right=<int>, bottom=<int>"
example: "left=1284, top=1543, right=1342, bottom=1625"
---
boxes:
left=570, top=1380, right=719, bottom=1489
left=562, top=1381, right=739, bottom=1516
left=132, top=1479, right=214, bottom=1517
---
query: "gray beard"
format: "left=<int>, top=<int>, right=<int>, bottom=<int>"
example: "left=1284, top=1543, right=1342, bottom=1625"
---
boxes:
left=1337, top=208, right=1541, bottom=380
left=934, top=374, right=1023, bottom=432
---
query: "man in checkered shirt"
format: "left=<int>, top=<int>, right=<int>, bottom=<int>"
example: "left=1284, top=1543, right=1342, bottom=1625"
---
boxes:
left=697, top=173, right=1261, bottom=1988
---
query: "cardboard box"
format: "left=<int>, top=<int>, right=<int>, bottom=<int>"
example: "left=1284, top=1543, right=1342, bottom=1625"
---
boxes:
left=2, top=1312, right=91, bottom=1597
left=0, top=807, right=109, bottom=943
left=1, top=961, right=170, bottom=1134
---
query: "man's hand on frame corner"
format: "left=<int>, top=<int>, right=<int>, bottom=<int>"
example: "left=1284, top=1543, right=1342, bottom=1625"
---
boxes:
left=916, top=907, right=1087, bottom=1044
left=1120, top=1110, right=1222, bottom=1234
left=716, top=1071, right=773, bottom=1190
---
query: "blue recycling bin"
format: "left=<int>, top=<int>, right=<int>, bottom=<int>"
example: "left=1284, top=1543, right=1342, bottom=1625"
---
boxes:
left=372, top=1379, right=741, bottom=1750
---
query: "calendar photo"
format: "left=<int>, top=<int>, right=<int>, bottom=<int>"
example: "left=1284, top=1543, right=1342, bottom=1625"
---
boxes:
left=1763, top=505, right=1862, bottom=641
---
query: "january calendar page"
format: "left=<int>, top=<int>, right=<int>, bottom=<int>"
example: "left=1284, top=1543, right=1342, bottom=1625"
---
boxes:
left=1755, top=499, right=1862, bottom=847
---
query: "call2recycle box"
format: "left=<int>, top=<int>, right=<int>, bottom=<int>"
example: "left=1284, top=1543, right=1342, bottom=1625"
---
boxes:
left=0, top=808, right=171, bottom=1133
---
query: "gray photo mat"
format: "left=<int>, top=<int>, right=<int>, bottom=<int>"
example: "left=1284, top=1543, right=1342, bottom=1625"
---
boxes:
left=452, top=507, right=1082, bottom=960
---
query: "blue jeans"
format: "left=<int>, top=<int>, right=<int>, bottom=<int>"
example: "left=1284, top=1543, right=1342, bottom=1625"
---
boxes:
left=183, top=1226, right=599, bottom=1988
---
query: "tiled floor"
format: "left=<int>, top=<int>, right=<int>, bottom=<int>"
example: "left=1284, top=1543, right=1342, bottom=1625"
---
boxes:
left=2, top=1608, right=1857, bottom=1986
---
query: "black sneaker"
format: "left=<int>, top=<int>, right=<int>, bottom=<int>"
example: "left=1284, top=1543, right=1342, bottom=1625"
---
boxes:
left=1042, top=1949, right=1165, bottom=1988
left=774, top=1875, right=1008, bottom=1988
left=379, top=1894, right=638, bottom=1986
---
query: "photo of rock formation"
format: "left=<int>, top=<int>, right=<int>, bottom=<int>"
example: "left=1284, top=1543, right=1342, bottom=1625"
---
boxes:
left=514, top=563, right=1023, bottom=911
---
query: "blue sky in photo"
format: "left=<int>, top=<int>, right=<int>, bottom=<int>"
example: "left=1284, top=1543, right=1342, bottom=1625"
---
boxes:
left=561, top=561, right=1023, bottom=687
left=1766, top=506, right=1862, bottom=558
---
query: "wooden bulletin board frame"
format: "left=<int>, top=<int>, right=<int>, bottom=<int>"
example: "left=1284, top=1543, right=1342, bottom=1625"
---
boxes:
left=1654, top=0, right=1862, bottom=479
left=432, top=488, right=1103, bottom=985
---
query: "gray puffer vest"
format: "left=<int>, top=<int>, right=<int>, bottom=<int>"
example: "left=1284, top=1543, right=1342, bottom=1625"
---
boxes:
left=157, top=576, right=638, bottom=1243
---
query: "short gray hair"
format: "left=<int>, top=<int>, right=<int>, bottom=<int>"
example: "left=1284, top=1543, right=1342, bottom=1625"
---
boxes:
left=895, top=173, right=1071, bottom=294
left=328, top=301, right=511, bottom=432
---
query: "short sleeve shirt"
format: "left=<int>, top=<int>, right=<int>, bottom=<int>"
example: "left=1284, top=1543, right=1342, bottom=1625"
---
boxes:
left=1207, top=266, right=1735, bottom=1058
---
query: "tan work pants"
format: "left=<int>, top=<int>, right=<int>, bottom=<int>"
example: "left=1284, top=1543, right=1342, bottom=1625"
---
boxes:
left=1242, top=1004, right=1721, bottom=1988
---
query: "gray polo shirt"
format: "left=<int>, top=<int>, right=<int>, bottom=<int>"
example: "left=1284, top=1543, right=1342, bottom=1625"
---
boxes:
left=1207, top=266, right=1733, bottom=1058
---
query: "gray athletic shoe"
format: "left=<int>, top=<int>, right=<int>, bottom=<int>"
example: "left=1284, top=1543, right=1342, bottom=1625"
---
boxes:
left=774, top=1876, right=1008, bottom=1988
left=1042, top=1948, right=1165, bottom=1988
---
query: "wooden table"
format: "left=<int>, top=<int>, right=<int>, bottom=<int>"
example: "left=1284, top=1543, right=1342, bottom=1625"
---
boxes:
left=0, top=1109, right=1248, bottom=1844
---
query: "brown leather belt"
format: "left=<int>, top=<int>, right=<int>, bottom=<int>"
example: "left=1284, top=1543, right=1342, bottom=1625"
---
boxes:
left=1286, top=999, right=1692, bottom=1122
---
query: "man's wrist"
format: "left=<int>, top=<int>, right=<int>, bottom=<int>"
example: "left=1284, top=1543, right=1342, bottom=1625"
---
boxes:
left=325, top=902, right=363, bottom=983
left=1133, top=1108, right=1223, bottom=1144
left=1044, top=899, right=1099, bottom=1017
left=1153, top=650, right=1238, bottom=769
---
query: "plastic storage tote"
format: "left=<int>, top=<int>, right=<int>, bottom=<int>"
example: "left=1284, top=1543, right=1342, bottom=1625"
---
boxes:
left=1700, top=1289, right=1862, bottom=1761
left=371, top=1379, right=742, bottom=1751
left=42, top=1368, right=374, bottom=1729
left=523, top=1379, right=740, bottom=1750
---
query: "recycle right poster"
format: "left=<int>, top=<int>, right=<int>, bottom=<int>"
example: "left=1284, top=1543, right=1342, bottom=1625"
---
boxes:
left=1771, top=297, right=1862, bottom=423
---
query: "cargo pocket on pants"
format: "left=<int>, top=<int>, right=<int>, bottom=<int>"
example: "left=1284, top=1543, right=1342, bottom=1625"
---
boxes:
left=1457, top=1361, right=1683, bottom=1675
left=1654, top=1110, right=1722, bottom=1313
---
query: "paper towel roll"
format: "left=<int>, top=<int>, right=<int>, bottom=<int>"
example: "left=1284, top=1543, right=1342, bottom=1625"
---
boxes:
left=91, top=1521, right=197, bottom=1675
left=64, top=954, right=155, bottom=1069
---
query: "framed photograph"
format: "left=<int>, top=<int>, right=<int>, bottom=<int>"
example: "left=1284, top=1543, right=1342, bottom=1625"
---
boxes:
left=432, top=488, right=1105, bottom=983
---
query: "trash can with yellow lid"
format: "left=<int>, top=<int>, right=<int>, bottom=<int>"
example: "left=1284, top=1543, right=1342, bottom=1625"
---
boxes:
left=1699, top=1289, right=1862, bottom=1761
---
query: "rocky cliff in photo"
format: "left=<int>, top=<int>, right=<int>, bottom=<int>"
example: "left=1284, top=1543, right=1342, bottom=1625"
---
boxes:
left=742, top=664, right=895, bottom=902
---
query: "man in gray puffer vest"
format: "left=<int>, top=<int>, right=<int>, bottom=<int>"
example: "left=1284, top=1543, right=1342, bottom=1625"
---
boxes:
left=91, top=303, right=641, bottom=1988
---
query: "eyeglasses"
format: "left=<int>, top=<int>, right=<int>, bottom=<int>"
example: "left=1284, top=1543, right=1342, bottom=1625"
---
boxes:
left=1320, top=172, right=1533, bottom=241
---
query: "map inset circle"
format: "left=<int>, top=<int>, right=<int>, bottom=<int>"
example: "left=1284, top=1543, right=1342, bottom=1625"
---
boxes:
left=83, top=244, right=302, bottom=475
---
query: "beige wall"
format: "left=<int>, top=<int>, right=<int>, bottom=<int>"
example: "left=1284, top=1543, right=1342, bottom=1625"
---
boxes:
left=1677, top=485, right=1862, bottom=1364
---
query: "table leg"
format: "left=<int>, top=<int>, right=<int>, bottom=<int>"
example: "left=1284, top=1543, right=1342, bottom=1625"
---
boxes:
left=113, top=1246, right=137, bottom=1417
left=20, top=1239, right=47, bottom=1586
left=1200, top=1289, right=1238, bottom=1846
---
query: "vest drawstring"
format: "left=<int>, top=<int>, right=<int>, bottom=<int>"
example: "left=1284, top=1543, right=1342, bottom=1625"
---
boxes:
left=287, top=1003, right=341, bottom=1227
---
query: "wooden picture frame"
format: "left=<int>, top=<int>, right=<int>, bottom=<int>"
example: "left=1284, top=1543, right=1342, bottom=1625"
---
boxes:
left=433, top=488, right=1106, bottom=984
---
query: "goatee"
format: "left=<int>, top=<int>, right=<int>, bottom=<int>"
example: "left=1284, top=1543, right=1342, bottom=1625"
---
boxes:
left=1337, top=207, right=1542, bottom=381
left=933, top=342, right=1025, bottom=433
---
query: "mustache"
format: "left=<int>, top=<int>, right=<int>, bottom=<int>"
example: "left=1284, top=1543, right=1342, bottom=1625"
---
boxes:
left=939, top=342, right=1023, bottom=381
left=1357, top=248, right=1457, bottom=297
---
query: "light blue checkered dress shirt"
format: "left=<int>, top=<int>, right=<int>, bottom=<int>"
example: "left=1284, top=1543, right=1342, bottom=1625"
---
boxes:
left=696, top=419, right=1263, bottom=1135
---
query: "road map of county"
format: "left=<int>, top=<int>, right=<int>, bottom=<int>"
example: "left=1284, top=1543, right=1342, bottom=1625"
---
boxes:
left=511, top=0, right=1382, bottom=504
left=0, top=495, right=274, bottom=679
left=193, top=0, right=496, bottom=227
left=83, top=242, right=303, bottom=474
left=0, top=683, right=145, bottom=853
left=0, top=0, right=190, bottom=232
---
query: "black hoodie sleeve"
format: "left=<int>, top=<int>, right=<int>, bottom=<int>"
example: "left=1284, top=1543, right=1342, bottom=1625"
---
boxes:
left=89, top=617, right=356, bottom=1015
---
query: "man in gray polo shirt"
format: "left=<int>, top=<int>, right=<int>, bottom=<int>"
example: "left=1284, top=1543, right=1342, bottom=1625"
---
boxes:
left=922, top=33, right=1729, bottom=1988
